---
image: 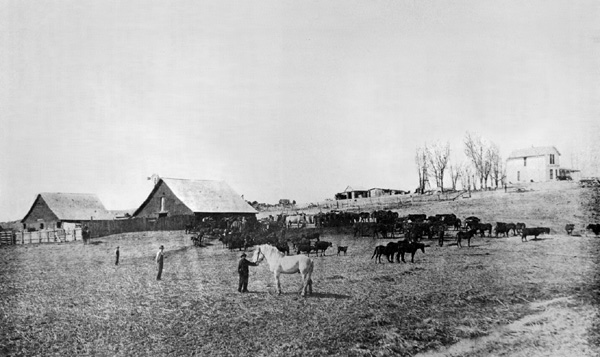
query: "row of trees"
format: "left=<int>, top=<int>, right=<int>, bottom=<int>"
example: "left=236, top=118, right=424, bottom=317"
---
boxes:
left=415, top=132, right=506, bottom=194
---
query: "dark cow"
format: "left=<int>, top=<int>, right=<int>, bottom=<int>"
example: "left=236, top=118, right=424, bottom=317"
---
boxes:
left=337, top=246, right=348, bottom=255
left=494, top=222, right=511, bottom=237
left=275, top=242, right=290, bottom=255
left=296, top=244, right=314, bottom=256
left=456, top=229, right=478, bottom=248
left=301, top=231, right=321, bottom=242
left=515, top=222, right=526, bottom=234
left=476, top=223, right=493, bottom=237
left=453, top=218, right=462, bottom=231
left=395, top=240, right=427, bottom=263
left=521, top=227, right=550, bottom=241
left=371, top=223, right=393, bottom=239
left=565, top=224, right=575, bottom=235
left=586, top=224, right=600, bottom=236
left=313, top=241, right=333, bottom=256
left=464, top=216, right=480, bottom=230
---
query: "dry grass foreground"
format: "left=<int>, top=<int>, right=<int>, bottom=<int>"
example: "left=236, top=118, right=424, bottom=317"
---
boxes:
left=1, top=183, right=599, bottom=356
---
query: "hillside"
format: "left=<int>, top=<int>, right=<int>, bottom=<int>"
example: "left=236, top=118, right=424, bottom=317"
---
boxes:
left=261, top=181, right=592, bottom=234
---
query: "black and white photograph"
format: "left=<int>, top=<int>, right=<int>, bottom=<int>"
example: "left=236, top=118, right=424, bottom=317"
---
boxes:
left=1, top=1, right=599, bottom=356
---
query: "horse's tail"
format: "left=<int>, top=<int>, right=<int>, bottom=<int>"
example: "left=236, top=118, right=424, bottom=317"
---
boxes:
left=371, top=247, right=378, bottom=259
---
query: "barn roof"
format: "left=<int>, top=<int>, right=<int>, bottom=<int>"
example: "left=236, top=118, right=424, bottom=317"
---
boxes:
left=134, top=178, right=257, bottom=215
left=22, top=193, right=112, bottom=222
left=508, top=146, right=561, bottom=159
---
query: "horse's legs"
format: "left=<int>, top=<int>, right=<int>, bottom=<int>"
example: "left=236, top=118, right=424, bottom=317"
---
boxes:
left=274, top=272, right=282, bottom=295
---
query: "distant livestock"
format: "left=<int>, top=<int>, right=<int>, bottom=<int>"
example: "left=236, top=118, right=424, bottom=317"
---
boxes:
left=337, top=246, right=348, bottom=255
left=565, top=224, right=575, bottom=235
left=456, top=229, right=478, bottom=248
left=521, top=227, right=550, bottom=242
left=313, top=241, right=333, bottom=256
left=586, top=224, right=600, bottom=236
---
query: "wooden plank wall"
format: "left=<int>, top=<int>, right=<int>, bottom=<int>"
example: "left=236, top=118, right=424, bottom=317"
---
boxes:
left=82, top=215, right=194, bottom=238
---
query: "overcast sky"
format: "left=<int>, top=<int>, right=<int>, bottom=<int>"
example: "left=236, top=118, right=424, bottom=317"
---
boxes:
left=1, top=0, right=598, bottom=221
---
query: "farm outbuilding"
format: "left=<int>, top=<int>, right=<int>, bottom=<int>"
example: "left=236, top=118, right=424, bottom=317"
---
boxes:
left=132, top=178, right=257, bottom=221
left=21, top=193, right=113, bottom=231
left=335, top=186, right=369, bottom=200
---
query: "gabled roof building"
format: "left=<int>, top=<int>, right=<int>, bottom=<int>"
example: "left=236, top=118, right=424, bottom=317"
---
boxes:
left=506, top=146, right=562, bottom=183
left=132, top=178, right=257, bottom=219
left=21, top=193, right=112, bottom=231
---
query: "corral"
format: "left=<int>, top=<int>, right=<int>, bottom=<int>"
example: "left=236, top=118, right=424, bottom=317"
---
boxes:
left=1, top=182, right=599, bottom=356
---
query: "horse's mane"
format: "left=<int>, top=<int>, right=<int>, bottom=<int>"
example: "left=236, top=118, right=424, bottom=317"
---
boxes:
left=260, top=244, right=285, bottom=259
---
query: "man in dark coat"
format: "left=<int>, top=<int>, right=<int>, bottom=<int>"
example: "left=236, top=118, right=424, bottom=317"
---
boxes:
left=115, top=246, right=120, bottom=266
left=156, top=245, right=165, bottom=280
left=237, top=253, right=257, bottom=293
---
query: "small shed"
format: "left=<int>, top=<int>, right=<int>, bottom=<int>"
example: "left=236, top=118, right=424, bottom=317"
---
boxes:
left=132, top=178, right=257, bottom=220
left=21, top=193, right=112, bottom=231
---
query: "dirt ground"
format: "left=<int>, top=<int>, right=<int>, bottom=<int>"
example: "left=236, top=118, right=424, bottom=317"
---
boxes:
left=1, top=182, right=599, bottom=356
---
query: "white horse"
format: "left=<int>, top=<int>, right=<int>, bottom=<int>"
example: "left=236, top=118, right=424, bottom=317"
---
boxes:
left=252, top=244, right=314, bottom=296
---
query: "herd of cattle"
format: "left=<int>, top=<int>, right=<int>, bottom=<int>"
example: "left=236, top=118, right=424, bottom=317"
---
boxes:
left=183, top=211, right=600, bottom=261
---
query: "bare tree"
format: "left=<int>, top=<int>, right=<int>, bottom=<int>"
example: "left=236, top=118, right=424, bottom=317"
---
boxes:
left=464, top=132, right=487, bottom=190
left=460, top=165, right=473, bottom=191
left=415, top=146, right=430, bottom=194
left=426, top=142, right=451, bottom=192
left=488, top=143, right=503, bottom=189
left=449, top=162, right=463, bottom=191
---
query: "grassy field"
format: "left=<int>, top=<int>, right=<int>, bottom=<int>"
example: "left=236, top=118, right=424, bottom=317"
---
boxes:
left=1, top=183, right=599, bottom=356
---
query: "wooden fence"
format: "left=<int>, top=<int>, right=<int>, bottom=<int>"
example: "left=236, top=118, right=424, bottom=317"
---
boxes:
left=311, top=191, right=470, bottom=212
left=82, top=215, right=193, bottom=238
left=0, top=231, right=16, bottom=245
left=9, top=228, right=82, bottom=245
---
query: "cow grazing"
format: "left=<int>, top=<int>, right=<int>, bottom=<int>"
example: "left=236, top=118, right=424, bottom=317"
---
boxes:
left=457, top=229, right=478, bottom=248
left=313, top=241, right=333, bottom=256
left=521, top=227, right=550, bottom=241
left=337, top=246, right=348, bottom=255
left=565, top=224, right=575, bottom=235
left=586, top=224, right=600, bottom=236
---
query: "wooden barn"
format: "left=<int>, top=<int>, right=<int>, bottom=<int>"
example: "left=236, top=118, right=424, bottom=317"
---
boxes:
left=132, top=178, right=257, bottom=220
left=506, top=146, right=562, bottom=183
left=21, top=193, right=112, bottom=231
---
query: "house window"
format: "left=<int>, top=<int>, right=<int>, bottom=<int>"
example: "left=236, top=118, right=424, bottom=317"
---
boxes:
left=523, top=157, right=527, bottom=166
left=550, top=169, right=553, bottom=180
left=57, top=222, right=62, bottom=229
left=550, top=154, right=555, bottom=165
left=40, top=223, right=44, bottom=230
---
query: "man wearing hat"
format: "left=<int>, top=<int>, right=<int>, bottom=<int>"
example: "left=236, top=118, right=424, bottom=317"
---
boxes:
left=237, top=252, right=258, bottom=293
left=115, top=246, right=120, bottom=266
left=155, top=245, right=165, bottom=280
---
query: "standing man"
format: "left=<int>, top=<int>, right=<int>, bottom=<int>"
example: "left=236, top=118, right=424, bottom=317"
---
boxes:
left=155, top=245, right=165, bottom=280
left=115, top=246, right=120, bottom=266
left=237, top=253, right=258, bottom=293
